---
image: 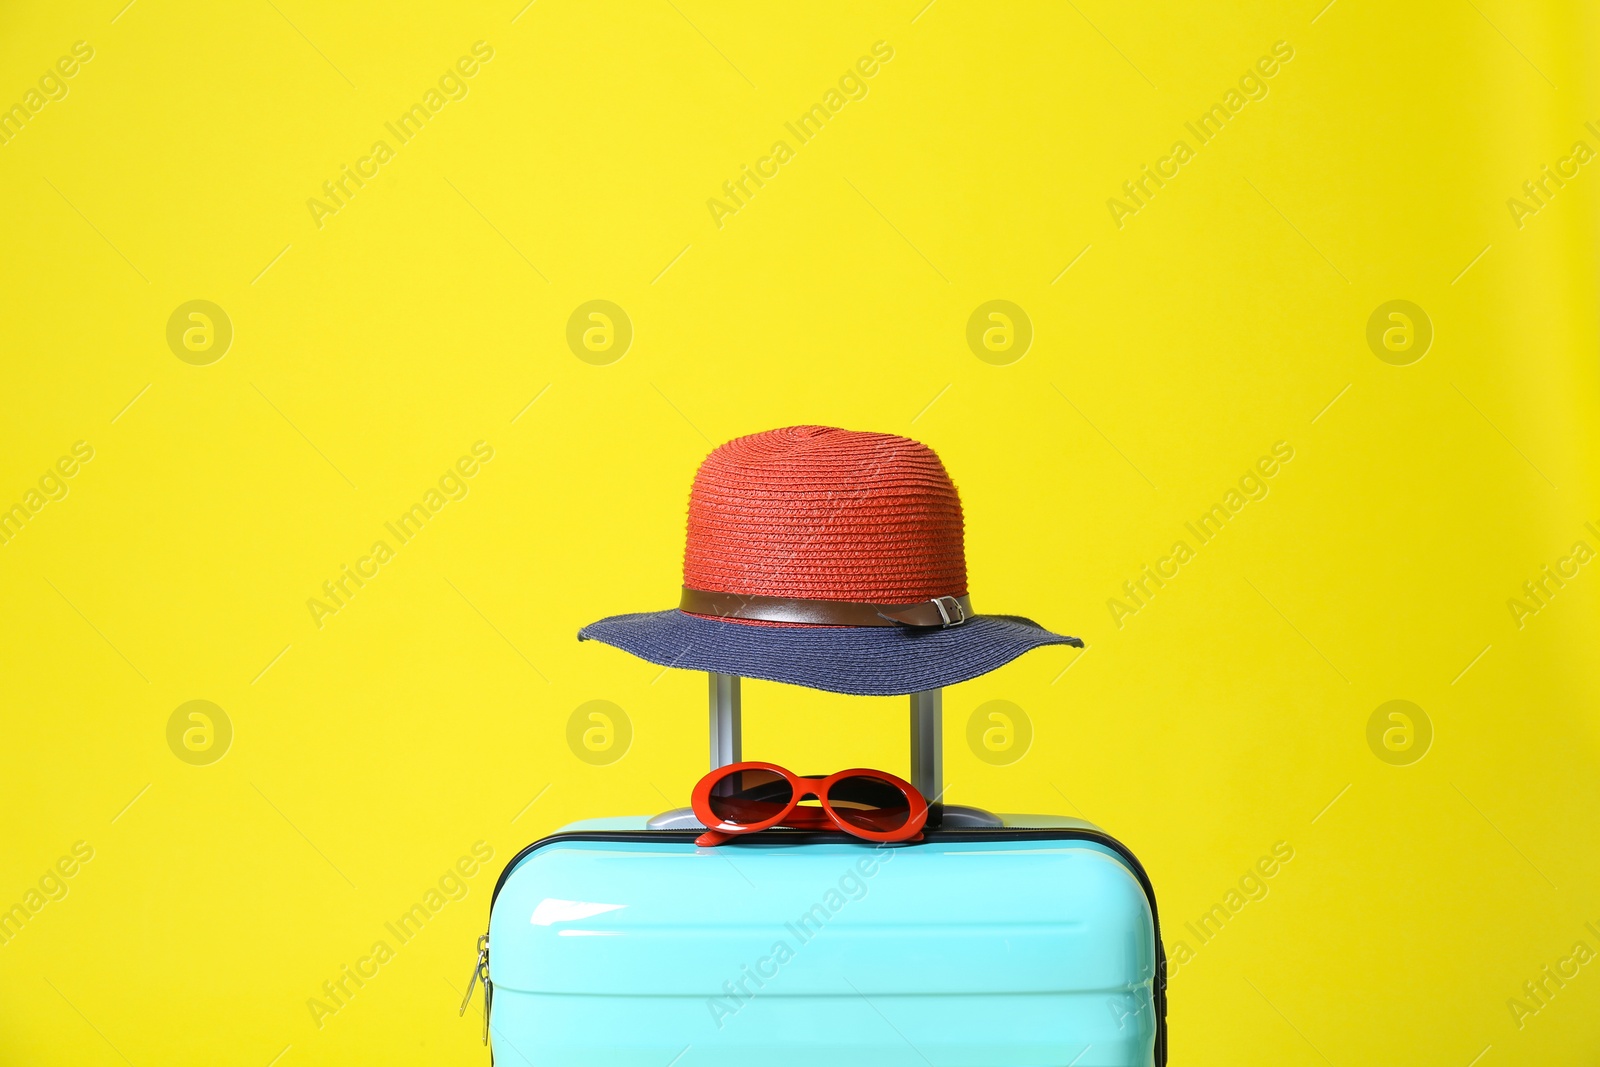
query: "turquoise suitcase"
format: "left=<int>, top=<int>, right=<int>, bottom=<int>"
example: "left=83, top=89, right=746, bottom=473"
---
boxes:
left=478, top=820, right=1164, bottom=1066
left=468, top=681, right=1166, bottom=1066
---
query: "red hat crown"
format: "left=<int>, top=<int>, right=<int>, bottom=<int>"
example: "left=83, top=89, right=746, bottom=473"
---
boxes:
left=682, top=426, right=968, bottom=604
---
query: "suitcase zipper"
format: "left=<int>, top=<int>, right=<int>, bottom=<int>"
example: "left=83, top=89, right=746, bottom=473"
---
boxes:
left=458, top=932, right=491, bottom=1045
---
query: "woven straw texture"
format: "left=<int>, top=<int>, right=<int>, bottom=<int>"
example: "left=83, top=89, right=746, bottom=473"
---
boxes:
left=683, top=425, right=967, bottom=603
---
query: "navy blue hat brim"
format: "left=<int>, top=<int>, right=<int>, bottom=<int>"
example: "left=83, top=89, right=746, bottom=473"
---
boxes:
left=578, top=610, right=1083, bottom=696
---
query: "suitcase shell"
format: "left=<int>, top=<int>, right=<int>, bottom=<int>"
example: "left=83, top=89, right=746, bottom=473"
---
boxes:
left=482, top=816, right=1166, bottom=1066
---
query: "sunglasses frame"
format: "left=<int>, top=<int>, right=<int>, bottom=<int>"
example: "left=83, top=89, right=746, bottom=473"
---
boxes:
left=691, top=761, right=928, bottom=845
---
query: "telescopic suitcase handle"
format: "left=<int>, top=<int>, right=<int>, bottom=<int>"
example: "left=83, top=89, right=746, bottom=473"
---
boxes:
left=709, top=672, right=945, bottom=805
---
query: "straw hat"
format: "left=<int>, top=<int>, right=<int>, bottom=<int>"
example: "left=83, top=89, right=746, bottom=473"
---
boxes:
left=579, top=425, right=1080, bottom=695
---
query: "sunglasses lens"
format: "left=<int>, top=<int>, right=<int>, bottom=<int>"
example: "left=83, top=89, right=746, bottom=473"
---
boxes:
left=708, top=769, right=793, bottom=826
left=826, top=775, right=911, bottom=833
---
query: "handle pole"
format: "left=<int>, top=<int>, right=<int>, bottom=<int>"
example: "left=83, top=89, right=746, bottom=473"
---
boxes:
left=909, top=688, right=943, bottom=803
left=709, top=673, right=742, bottom=769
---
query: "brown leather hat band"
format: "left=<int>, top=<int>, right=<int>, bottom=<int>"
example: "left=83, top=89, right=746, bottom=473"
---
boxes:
left=679, top=587, right=972, bottom=629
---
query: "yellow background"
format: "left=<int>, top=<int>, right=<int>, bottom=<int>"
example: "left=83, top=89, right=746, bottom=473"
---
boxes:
left=2, top=0, right=1598, bottom=1063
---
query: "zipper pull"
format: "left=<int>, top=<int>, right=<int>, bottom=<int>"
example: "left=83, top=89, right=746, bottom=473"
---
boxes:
left=459, top=933, right=488, bottom=1017
left=482, top=960, right=493, bottom=1047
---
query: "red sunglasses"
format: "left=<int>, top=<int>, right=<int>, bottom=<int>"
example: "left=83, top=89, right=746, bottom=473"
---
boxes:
left=691, top=761, right=929, bottom=847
